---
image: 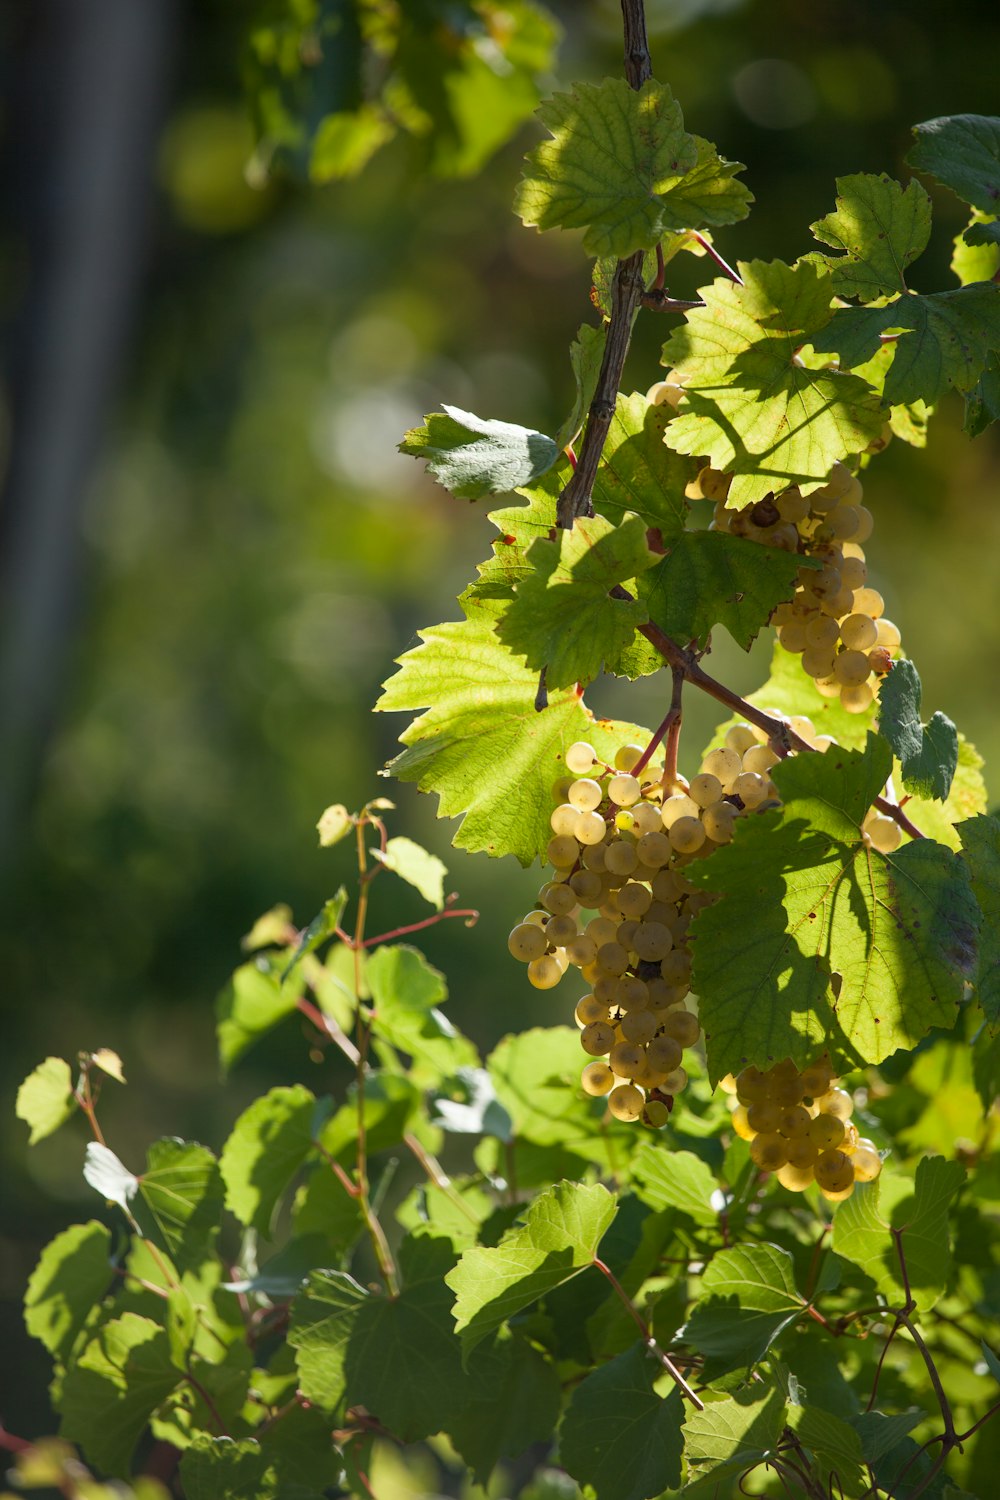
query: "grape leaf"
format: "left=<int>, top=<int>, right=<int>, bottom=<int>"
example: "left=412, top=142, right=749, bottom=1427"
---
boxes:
left=788, top=1404, right=866, bottom=1500
left=813, top=284, right=1000, bottom=406
left=515, top=78, right=699, bottom=257
left=179, top=1437, right=278, bottom=1500
left=16, top=1057, right=76, bottom=1146
left=366, top=943, right=478, bottom=1082
left=216, top=955, right=300, bottom=1074
left=629, top=1141, right=719, bottom=1226
left=832, top=1156, right=965, bottom=1309
left=281, top=889, right=347, bottom=983
left=462, top=466, right=562, bottom=607
left=638, top=532, right=806, bottom=651
left=662, top=260, right=883, bottom=504
left=83, top=1143, right=139, bottom=1211
left=964, top=351, right=1000, bottom=437
left=907, top=114, right=1000, bottom=216
left=376, top=609, right=650, bottom=864
left=557, top=321, right=608, bottom=449
left=959, top=815, right=1000, bottom=1031
left=878, top=660, right=958, bottom=801
left=58, top=1313, right=182, bottom=1477
left=446, top=1331, right=562, bottom=1485
left=446, top=1181, right=617, bottom=1353
left=809, top=174, right=932, bottom=301
left=683, top=1386, right=787, bottom=1477
left=590, top=392, right=691, bottom=539
left=319, top=1070, right=419, bottom=1160
left=496, top=512, right=656, bottom=689
left=133, top=1139, right=223, bottom=1274
left=687, top=736, right=979, bottom=1079
left=559, top=1343, right=684, bottom=1500
left=658, top=134, right=752, bottom=231
left=287, top=1269, right=369, bottom=1410
left=400, top=406, right=558, bottom=499
left=952, top=213, right=1000, bottom=287
left=219, top=1085, right=318, bottom=1233
left=487, top=1026, right=633, bottom=1166
left=24, top=1222, right=113, bottom=1364
left=685, top=1243, right=804, bottom=1370
left=850, top=1409, right=928, bottom=1463
left=371, top=835, right=447, bottom=909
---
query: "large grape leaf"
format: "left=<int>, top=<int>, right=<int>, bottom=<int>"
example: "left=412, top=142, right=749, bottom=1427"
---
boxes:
left=462, top=466, right=563, bottom=608
left=446, top=1331, right=562, bottom=1485
left=907, top=114, right=1000, bottom=216
left=662, top=259, right=884, bottom=504
left=953, top=213, right=1000, bottom=287
left=683, top=1387, right=787, bottom=1488
left=497, top=512, right=656, bottom=689
left=376, top=609, right=650, bottom=864
left=446, top=1181, right=617, bottom=1353
left=24, top=1222, right=114, bottom=1364
left=366, top=942, right=478, bottom=1083
left=559, top=1344, right=684, bottom=1500
left=58, top=1313, right=182, bottom=1477
left=684, top=1243, right=804, bottom=1370
left=629, top=1143, right=719, bottom=1226
left=687, top=736, right=979, bottom=1080
left=638, top=531, right=806, bottom=650
left=809, top=173, right=931, bottom=302
left=180, top=1437, right=279, bottom=1500
left=832, top=1156, right=965, bottom=1309
left=812, top=283, right=1000, bottom=406
left=219, top=1085, right=319, bottom=1233
left=287, top=1269, right=369, bottom=1410
left=959, top=814, right=1000, bottom=1031
left=400, top=406, right=558, bottom=499
left=216, top=955, right=300, bottom=1074
left=878, top=659, right=958, bottom=802
left=515, top=78, right=699, bottom=257
left=134, top=1139, right=223, bottom=1274
left=590, top=392, right=692, bottom=539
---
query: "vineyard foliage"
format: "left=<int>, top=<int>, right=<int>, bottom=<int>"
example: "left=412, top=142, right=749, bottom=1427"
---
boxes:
left=12, top=2, right=1000, bottom=1498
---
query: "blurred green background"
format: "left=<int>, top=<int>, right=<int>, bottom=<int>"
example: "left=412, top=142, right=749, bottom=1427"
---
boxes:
left=2, top=0, right=999, bottom=1443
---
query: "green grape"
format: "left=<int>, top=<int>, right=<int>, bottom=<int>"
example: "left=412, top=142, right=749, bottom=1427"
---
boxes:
left=616, top=918, right=639, bottom=949
left=689, top=773, right=723, bottom=808
left=733, top=771, right=767, bottom=808
left=659, top=1008, right=700, bottom=1047
left=575, top=995, right=608, bottom=1026
left=801, top=646, right=836, bottom=680
left=865, top=815, right=901, bottom=853
left=817, top=1087, right=853, bottom=1120
left=609, top=1040, right=644, bottom=1077
left=852, top=586, right=884, bottom=619
left=527, top=955, right=563, bottom=990
left=840, top=554, right=867, bottom=591
left=805, top=614, right=841, bottom=650
left=550, top=802, right=580, bottom=836
left=633, top=921, right=673, bottom=962
left=614, top=744, right=645, bottom=771
left=621, top=1009, right=657, bottom=1044
left=730, top=1104, right=755, bottom=1141
left=659, top=950, right=691, bottom=986
left=574, top=810, right=608, bottom=846
left=851, top=1139, right=883, bottom=1182
left=750, top=1132, right=789, bottom=1171
left=565, top=935, right=598, bottom=968
left=566, top=741, right=598, bottom=775
left=568, top=777, right=603, bottom=811
left=840, top=681, right=875, bottom=714
left=799, top=1059, right=834, bottom=1098
left=808, top=1113, right=846, bottom=1152
left=582, top=841, right=609, bottom=872
left=581, top=1021, right=616, bottom=1056
left=777, top=1105, right=811, bottom=1138
left=814, top=1149, right=854, bottom=1194
left=507, top=923, right=548, bottom=962
left=593, top=973, right=618, bottom=1005
left=661, top=794, right=699, bottom=828
left=581, top=1061, right=614, bottom=1096
left=608, top=773, right=641, bottom=807
left=604, top=840, right=639, bottom=877
left=746, top=1099, right=782, bottom=1134
left=659, top=1066, right=688, bottom=1094
left=876, top=618, right=901, bottom=650
left=608, top=1083, right=645, bottom=1122
left=570, top=868, right=604, bottom=904
left=636, top=831, right=672, bottom=867
left=586, top=916, right=618, bottom=947
left=617, top=882, right=653, bottom=918
left=785, top=1135, right=818, bottom=1170
left=701, top=747, right=742, bottom=787
left=742, top=745, right=778, bottom=775
left=703, top=801, right=738, bottom=844
left=596, top=942, right=629, bottom=976
left=546, top=834, right=580, bottom=868
left=545, top=913, right=577, bottom=947
left=839, top=613, right=878, bottom=652
left=646, top=1035, right=683, bottom=1073
left=615, top=975, right=649, bottom=1010
left=632, top=802, right=664, bottom=835
left=735, top=1065, right=769, bottom=1105
left=668, top=816, right=706, bottom=854
left=776, top=1161, right=815, bottom=1192
left=541, top=882, right=576, bottom=915
left=643, top=1099, right=671, bottom=1128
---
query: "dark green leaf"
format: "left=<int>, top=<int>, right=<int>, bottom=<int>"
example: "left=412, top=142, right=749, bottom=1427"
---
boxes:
left=447, top=1331, right=562, bottom=1485
left=960, top=814, right=1000, bottom=1031
left=179, top=1437, right=277, bottom=1500
left=288, top=1269, right=369, bottom=1410
left=557, top=321, right=608, bottom=449
left=281, top=888, right=347, bottom=983
left=850, top=1408, right=927, bottom=1462
left=639, top=531, right=806, bottom=651
left=58, top=1313, right=181, bottom=1477
left=685, top=1242, right=804, bottom=1370
left=907, top=114, right=1000, bottom=216
left=879, top=660, right=958, bottom=801
left=591, top=392, right=691, bottom=540
left=560, top=1343, right=684, bottom=1500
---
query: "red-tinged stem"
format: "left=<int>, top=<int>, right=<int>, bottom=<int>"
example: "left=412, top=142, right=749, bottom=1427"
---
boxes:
left=74, top=1064, right=106, bottom=1147
left=313, top=1138, right=361, bottom=1199
left=692, top=231, right=742, bottom=284
left=874, top=794, right=925, bottom=841
left=361, top=906, right=479, bottom=948
left=653, top=241, right=666, bottom=291
left=593, top=1256, right=704, bottom=1408
left=632, top=666, right=684, bottom=779
left=185, top=1366, right=231, bottom=1437
left=0, top=1426, right=32, bottom=1453
left=403, top=1131, right=481, bottom=1224
left=296, top=994, right=361, bottom=1065
left=566, top=443, right=578, bottom=469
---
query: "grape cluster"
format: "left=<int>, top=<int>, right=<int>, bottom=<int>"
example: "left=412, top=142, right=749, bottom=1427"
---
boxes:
left=720, top=1058, right=883, bottom=1202
left=694, top=461, right=902, bottom=715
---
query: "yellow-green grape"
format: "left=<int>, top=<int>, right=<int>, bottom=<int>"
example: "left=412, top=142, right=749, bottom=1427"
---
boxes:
left=633, top=921, right=674, bottom=962
left=840, top=681, right=875, bottom=714
left=703, top=801, right=739, bottom=844
left=614, top=810, right=634, bottom=834
left=617, top=882, right=653, bottom=919
left=746, top=1099, right=782, bottom=1134
left=735, top=1065, right=770, bottom=1104
left=608, top=773, right=641, bottom=808
left=805, top=614, right=841, bottom=651
left=616, top=918, right=639, bottom=949
left=730, top=1104, right=755, bottom=1141
left=544, top=913, right=576, bottom=946
left=778, top=621, right=808, bottom=654
left=866, top=815, right=902, bottom=853
left=852, top=586, right=884, bottom=619
left=742, top=745, right=778, bottom=775
left=550, top=802, right=580, bottom=836
left=659, top=1066, right=688, bottom=1094
left=586, top=915, right=618, bottom=946
left=660, top=950, right=692, bottom=986
left=719, top=1073, right=739, bottom=1094
left=726, top=723, right=760, bottom=755
left=776, top=1161, right=815, bottom=1192
left=568, top=777, right=603, bottom=812
left=768, top=1072, right=805, bottom=1108
left=849, top=505, right=874, bottom=543
left=581, top=1020, right=616, bottom=1056
left=609, top=1040, right=645, bottom=1077
left=615, top=975, right=649, bottom=1011
left=785, top=1135, right=818, bottom=1170
left=660, top=1008, right=700, bottom=1047
left=581, top=1061, right=615, bottom=1096
left=621, top=1009, right=658, bottom=1045
left=839, top=613, right=878, bottom=652
left=798, top=1059, right=834, bottom=1098
left=631, top=801, right=663, bottom=834
left=733, top=771, right=768, bottom=809
left=614, top=744, right=645, bottom=772
left=593, top=974, right=618, bottom=1005
left=540, top=882, right=577, bottom=917
left=815, top=1148, right=855, bottom=1194
left=596, top=942, right=629, bottom=977
left=507, top=923, right=548, bottom=962
left=668, top=817, right=707, bottom=854
left=644, top=1098, right=672, bottom=1127
left=582, top=841, right=608, bottom=872
left=637, top=830, right=672, bottom=868
left=808, top=1113, right=846, bottom=1152
left=608, top=1083, right=645, bottom=1121
left=546, top=834, right=579, bottom=869
left=565, top=935, right=598, bottom=968
left=573, top=808, right=608, bottom=847
left=701, top=747, right=742, bottom=788
left=570, top=869, right=604, bottom=905
left=527, top=955, right=563, bottom=990
left=777, top=1105, right=812, bottom=1138
left=750, top=1132, right=789, bottom=1171
left=689, top=773, right=724, bottom=808
left=646, top=1035, right=684, bottom=1074
left=661, top=793, right=700, bottom=828
left=605, top=840, right=639, bottom=878
left=817, top=1087, right=853, bottom=1120
left=632, top=1056, right=666, bottom=1089
left=851, top=1139, right=883, bottom=1182
left=552, top=774, right=574, bottom=804
left=833, top=650, right=871, bottom=687
left=840, top=554, right=867, bottom=591
left=566, top=741, right=599, bottom=775
left=645, top=898, right=674, bottom=925
left=876, top=618, right=901, bottom=651
left=575, top=994, right=609, bottom=1026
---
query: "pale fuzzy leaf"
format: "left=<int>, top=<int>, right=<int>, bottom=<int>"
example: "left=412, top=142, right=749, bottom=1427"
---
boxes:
left=316, top=803, right=353, bottom=847
left=400, top=406, right=558, bottom=499
left=372, top=835, right=447, bottom=909
left=16, top=1057, right=76, bottom=1146
left=84, top=1143, right=140, bottom=1211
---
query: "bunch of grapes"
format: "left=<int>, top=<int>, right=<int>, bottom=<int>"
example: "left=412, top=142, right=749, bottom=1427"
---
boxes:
left=720, top=1057, right=883, bottom=1201
left=693, top=461, right=902, bottom=716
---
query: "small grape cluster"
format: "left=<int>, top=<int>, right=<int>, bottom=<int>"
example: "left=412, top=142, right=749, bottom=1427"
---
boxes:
left=508, top=727, right=798, bottom=1128
left=695, top=461, right=902, bottom=716
left=720, top=1057, right=883, bottom=1202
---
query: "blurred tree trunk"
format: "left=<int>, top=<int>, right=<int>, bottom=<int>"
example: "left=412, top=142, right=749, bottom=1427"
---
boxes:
left=0, top=0, right=176, bottom=873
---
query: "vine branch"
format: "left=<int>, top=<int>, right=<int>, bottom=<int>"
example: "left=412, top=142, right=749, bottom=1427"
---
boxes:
left=593, top=1255, right=705, bottom=1408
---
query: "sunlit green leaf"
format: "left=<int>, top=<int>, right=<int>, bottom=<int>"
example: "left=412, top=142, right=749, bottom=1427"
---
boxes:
left=832, top=1155, right=965, bottom=1308
left=878, top=659, right=958, bottom=801
left=809, top=173, right=931, bottom=301
left=16, top=1057, right=76, bottom=1146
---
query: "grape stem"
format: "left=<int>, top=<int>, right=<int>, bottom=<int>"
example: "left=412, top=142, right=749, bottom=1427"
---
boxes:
left=592, top=1255, right=705, bottom=1408
left=691, top=231, right=743, bottom=285
left=632, top=665, right=684, bottom=780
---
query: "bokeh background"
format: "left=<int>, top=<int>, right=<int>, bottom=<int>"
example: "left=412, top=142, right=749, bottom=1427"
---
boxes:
left=2, top=0, right=999, bottom=1445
